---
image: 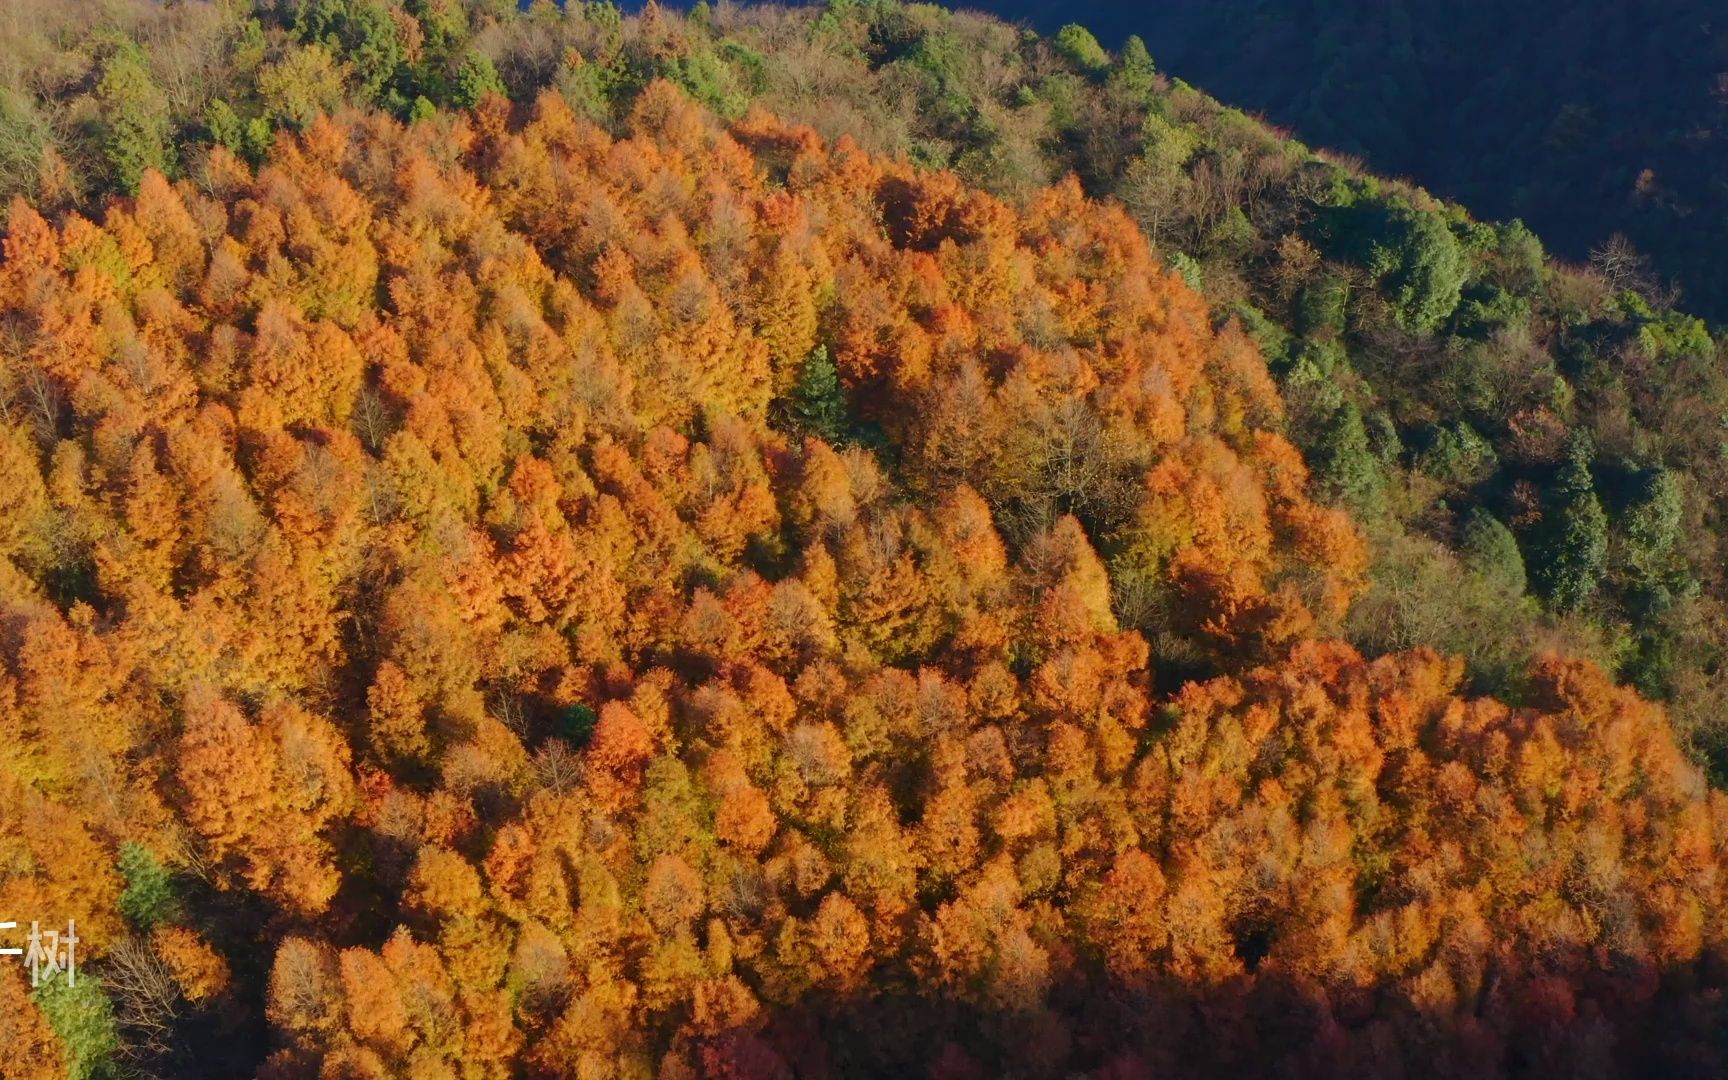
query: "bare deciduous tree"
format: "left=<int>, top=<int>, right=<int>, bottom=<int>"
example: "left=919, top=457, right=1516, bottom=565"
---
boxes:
left=104, top=936, right=181, bottom=1061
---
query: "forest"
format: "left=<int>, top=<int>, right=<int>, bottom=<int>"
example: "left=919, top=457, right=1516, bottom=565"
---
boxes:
left=1058, top=0, right=1728, bottom=324
left=0, top=1, right=1726, bottom=1077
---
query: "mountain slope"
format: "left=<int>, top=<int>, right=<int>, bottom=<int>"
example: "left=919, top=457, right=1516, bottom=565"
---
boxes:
left=2, top=2, right=1728, bottom=1076
left=1075, top=0, right=1728, bottom=323
left=1, top=78, right=1723, bottom=1080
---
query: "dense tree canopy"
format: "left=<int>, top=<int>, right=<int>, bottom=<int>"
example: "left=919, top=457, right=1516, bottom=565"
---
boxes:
left=12, top=0, right=1728, bottom=768
left=1, top=2, right=1728, bottom=1077
left=0, top=72, right=1719, bottom=1080
left=984, top=0, right=1728, bottom=324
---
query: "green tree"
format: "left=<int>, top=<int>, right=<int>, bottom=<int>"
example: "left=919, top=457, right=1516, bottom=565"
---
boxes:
left=1416, top=421, right=1497, bottom=487
left=1296, top=274, right=1351, bottom=339
left=1312, top=402, right=1383, bottom=515
left=557, top=56, right=617, bottom=124
left=1054, top=24, right=1111, bottom=77
left=1166, top=251, right=1203, bottom=292
left=34, top=977, right=120, bottom=1080
left=258, top=44, right=350, bottom=130
left=1371, top=204, right=1466, bottom=331
left=205, top=98, right=243, bottom=152
left=451, top=50, right=506, bottom=109
left=233, top=17, right=270, bottom=75
left=294, top=0, right=407, bottom=109
left=1620, top=468, right=1688, bottom=599
left=1330, top=199, right=1467, bottom=332
left=1459, top=508, right=1525, bottom=595
left=1110, top=35, right=1157, bottom=100
left=117, top=843, right=178, bottom=930
left=664, top=48, right=749, bottom=121
left=0, top=89, right=52, bottom=202
left=205, top=100, right=273, bottom=165
left=94, top=42, right=171, bottom=194
left=410, top=0, right=470, bottom=54
left=556, top=702, right=598, bottom=748
left=782, top=346, right=851, bottom=447
left=1536, top=433, right=1608, bottom=612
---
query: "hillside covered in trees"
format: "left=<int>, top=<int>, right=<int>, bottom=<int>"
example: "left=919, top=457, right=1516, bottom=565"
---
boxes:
left=2, top=2, right=1728, bottom=1077
left=1046, top=0, right=1728, bottom=324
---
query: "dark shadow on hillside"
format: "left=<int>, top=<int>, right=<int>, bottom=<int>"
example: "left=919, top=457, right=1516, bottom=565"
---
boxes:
left=605, top=952, right=1723, bottom=1080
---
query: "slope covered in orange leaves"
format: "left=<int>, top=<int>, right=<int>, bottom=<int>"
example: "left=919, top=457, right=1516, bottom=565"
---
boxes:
left=0, top=83, right=1722, bottom=1078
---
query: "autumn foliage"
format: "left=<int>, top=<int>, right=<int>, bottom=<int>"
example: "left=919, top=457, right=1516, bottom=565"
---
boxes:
left=0, top=83, right=1723, bottom=1078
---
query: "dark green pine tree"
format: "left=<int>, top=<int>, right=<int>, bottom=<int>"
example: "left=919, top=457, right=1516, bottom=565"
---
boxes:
left=555, top=702, right=598, bottom=748
left=96, top=42, right=172, bottom=194
left=452, top=50, right=506, bottom=109
left=1312, top=401, right=1384, bottom=516
left=1537, top=432, right=1608, bottom=611
left=784, top=346, right=851, bottom=447
left=1111, top=35, right=1158, bottom=101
